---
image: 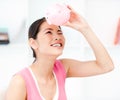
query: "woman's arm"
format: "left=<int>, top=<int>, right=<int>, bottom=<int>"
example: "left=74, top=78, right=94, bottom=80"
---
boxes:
left=5, top=75, right=26, bottom=100
left=61, top=5, right=114, bottom=77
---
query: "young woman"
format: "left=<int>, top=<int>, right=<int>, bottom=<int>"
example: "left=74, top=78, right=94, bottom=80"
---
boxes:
left=5, top=6, right=114, bottom=100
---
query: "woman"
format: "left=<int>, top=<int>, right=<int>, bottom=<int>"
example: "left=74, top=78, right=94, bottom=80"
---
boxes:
left=5, top=5, right=114, bottom=100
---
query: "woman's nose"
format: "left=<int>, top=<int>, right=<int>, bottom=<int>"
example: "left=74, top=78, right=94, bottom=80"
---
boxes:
left=55, top=38, right=59, bottom=40
left=53, top=34, right=61, bottom=40
left=54, top=37, right=61, bottom=41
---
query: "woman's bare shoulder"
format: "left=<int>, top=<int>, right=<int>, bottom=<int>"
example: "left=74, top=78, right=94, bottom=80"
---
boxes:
left=5, top=74, right=26, bottom=100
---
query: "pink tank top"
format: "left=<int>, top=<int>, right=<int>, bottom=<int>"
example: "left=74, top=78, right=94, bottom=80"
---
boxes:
left=17, top=60, right=67, bottom=100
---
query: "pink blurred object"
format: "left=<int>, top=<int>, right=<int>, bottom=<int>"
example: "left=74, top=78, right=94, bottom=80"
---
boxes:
left=45, top=3, right=71, bottom=26
left=114, top=18, right=120, bottom=45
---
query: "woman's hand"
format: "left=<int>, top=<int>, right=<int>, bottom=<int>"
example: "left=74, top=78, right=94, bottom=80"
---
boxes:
left=64, top=5, right=90, bottom=33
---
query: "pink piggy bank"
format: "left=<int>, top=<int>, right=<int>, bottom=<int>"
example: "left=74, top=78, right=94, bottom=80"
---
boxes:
left=45, top=3, right=71, bottom=26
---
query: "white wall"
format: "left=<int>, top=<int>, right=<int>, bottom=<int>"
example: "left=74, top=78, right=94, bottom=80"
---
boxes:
left=0, top=0, right=120, bottom=100
left=85, top=0, right=120, bottom=46
left=0, top=0, right=28, bottom=43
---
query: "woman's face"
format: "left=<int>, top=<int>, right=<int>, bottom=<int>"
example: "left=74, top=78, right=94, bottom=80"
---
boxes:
left=35, top=21, right=65, bottom=57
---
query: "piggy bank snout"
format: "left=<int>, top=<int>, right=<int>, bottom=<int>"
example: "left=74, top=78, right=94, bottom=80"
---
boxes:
left=45, top=3, right=71, bottom=25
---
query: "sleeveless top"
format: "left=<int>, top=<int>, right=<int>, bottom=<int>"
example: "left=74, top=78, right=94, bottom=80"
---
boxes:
left=17, top=60, right=67, bottom=100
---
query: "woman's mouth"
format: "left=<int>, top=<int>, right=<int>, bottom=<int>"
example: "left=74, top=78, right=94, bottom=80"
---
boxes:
left=51, top=43, right=62, bottom=47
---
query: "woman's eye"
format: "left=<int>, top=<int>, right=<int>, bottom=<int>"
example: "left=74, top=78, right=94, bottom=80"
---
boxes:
left=46, top=31, right=52, bottom=34
left=58, top=32, right=63, bottom=35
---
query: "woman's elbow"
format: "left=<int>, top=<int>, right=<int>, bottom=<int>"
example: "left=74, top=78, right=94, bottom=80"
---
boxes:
left=104, top=62, right=115, bottom=73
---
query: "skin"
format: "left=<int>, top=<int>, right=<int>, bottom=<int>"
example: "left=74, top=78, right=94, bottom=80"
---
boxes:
left=5, top=6, right=114, bottom=100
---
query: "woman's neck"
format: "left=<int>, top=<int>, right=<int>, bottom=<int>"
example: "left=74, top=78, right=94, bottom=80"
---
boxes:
left=30, top=55, right=57, bottom=83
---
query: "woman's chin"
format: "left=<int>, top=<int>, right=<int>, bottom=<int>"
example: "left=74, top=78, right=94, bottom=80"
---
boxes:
left=50, top=51, right=63, bottom=57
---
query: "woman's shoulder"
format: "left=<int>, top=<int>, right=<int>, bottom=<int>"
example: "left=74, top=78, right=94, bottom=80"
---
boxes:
left=57, top=58, right=70, bottom=73
left=8, top=67, right=29, bottom=90
left=10, top=67, right=28, bottom=89
left=54, top=59, right=68, bottom=75
left=10, top=74, right=26, bottom=87
left=5, top=73, right=26, bottom=100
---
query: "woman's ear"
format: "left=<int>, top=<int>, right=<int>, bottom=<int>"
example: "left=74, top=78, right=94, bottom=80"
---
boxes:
left=29, top=38, right=38, bottom=49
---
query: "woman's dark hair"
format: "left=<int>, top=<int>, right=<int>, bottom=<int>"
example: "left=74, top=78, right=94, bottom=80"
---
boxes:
left=28, top=17, right=46, bottom=58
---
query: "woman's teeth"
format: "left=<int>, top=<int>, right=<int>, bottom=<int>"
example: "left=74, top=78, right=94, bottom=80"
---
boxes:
left=52, top=43, right=61, bottom=47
